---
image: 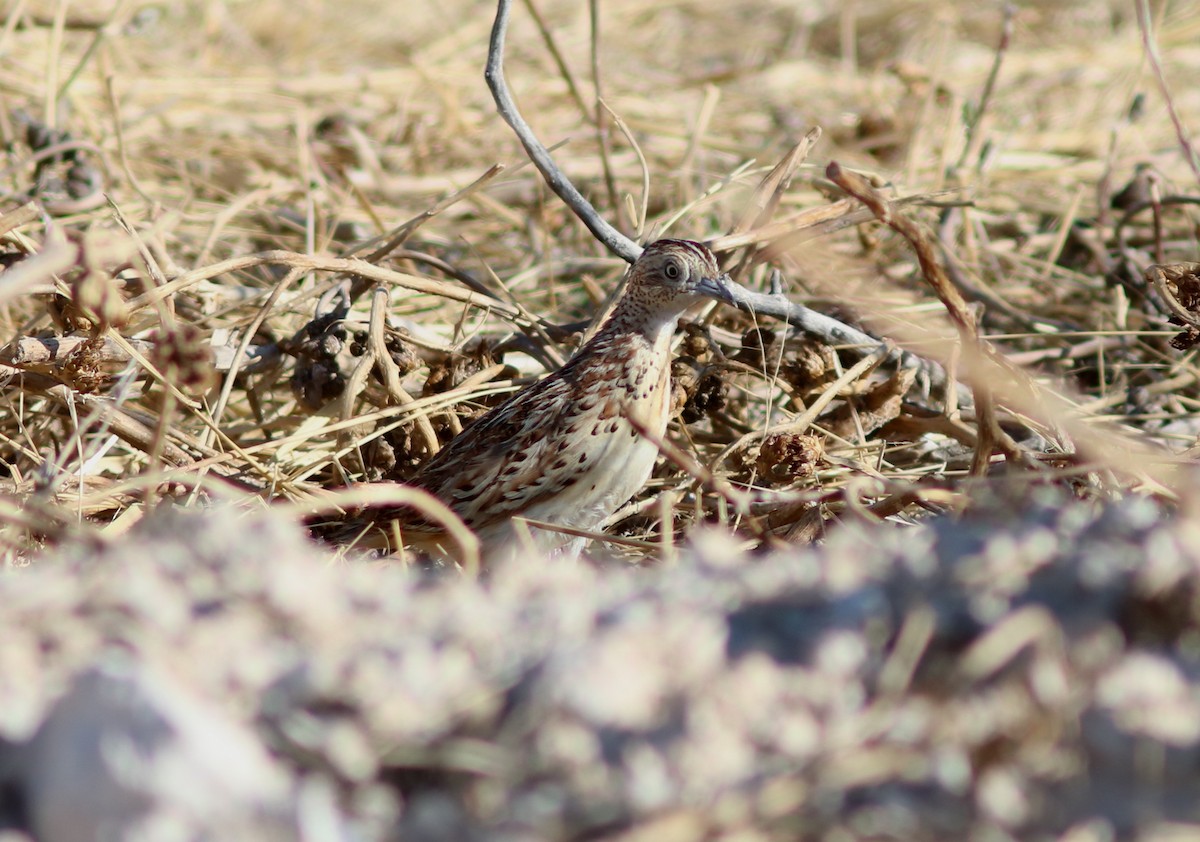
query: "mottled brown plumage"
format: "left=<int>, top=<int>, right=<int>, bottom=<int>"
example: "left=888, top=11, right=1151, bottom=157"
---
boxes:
left=331, top=239, right=734, bottom=559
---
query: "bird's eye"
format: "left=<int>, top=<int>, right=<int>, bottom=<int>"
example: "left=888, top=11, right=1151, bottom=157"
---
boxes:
left=664, top=259, right=682, bottom=280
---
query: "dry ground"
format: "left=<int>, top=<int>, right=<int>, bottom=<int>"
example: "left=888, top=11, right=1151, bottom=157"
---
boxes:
left=2, top=0, right=1200, bottom=839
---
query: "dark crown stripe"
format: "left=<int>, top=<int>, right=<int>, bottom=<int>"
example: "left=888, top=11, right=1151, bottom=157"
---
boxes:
left=649, top=238, right=718, bottom=273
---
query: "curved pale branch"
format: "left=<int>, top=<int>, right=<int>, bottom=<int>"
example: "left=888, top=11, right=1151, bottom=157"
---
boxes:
left=485, top=0, right=639, bottom=262
left=483, top=0, right=968, bottom=406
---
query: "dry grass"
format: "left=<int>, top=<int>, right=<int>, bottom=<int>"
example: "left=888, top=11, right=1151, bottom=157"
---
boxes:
left=2, top=0, right=1200, bottom=561
left=9, top=3, right=1200, bottom=840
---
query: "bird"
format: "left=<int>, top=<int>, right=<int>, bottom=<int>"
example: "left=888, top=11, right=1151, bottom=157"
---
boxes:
left=326, top=239, right=735, bottom=561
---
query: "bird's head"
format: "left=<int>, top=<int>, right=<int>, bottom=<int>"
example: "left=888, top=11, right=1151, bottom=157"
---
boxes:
left=628, top=239, right=735, bottom=306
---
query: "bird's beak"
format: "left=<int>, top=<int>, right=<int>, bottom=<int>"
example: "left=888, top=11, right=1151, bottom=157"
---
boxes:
left=694, top=272, right=737, bottom=305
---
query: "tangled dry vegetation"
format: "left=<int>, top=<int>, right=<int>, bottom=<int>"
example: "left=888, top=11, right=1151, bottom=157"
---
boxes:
left=4, top=0, right=1200, bottom=839
left=0, top=0, right=1188, bottom=557
left=1, top=0, right=1199, bottom=553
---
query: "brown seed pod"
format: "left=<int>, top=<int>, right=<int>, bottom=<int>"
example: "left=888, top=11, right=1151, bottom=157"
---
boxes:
left=286, top=310, right=351, bottom=410
left=671, top=356, right=727, bottom=423
left=423, top=339, right=499, bottom=396
left=59, top=336, right=110, bottom=394
left=755, top=432, right=824, bottom=486
left=149, top=322, right=216, bottom=394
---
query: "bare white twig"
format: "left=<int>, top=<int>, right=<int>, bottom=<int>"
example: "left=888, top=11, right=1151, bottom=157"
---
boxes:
left=483, top=0, right=969, bottom=406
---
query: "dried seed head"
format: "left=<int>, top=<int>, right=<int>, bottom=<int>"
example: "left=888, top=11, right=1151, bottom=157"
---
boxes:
left=783, top=341, right=838, bottom=393
left=423, top=339, right=499, bottom=396
left=671, top=357, right=727, bottom=424
left=679, top=323, right=716, bottom=362
left=755, top=432, right=824, bottom=486
left=149, top=322, right=216, bottom=394
left=68, top=268, right=129, bottom=332
left=736, top=327, right=778, bottom=369
left=59, top=336, right=110, bottom=394
left=70, top=227, right=137, bottom=331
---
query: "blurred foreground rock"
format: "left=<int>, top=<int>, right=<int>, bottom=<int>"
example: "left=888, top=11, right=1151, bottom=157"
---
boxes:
left=19, top=662, right=294, bottom=842
left=2, top=491, right=1200, bottom=840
